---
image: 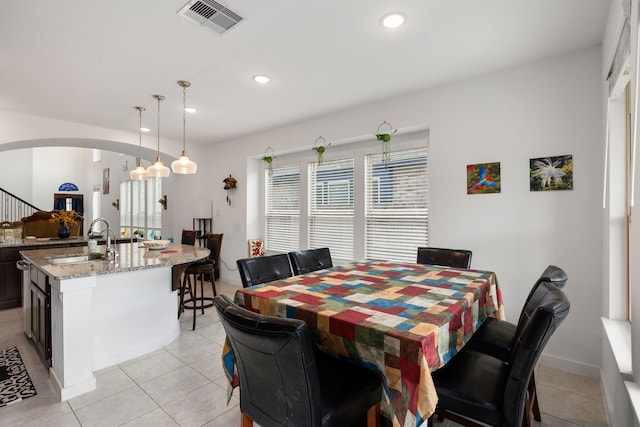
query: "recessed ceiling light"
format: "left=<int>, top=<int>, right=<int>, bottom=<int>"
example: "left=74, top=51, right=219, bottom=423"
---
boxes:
left=184, top=107, right=197, bottom=114
left=140, top=127, right=150, bottom=132
left=381, top=12, right=406, bottom=29
left=253, top=75, right=271, bottom=84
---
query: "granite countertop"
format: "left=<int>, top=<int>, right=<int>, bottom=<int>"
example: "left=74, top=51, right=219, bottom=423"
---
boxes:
left=0, top=236, right=137, bottom=249
left=20, top=242, right=209, bottom=280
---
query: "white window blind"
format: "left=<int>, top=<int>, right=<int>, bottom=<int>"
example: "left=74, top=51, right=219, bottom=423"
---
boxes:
left=147, top=178, right=162, bottom=234
left=365, top=147, right=428, bottom=262
left=119, top=181, right=128, bottom=232
left=265, top=164, right=300, bottom=253
left=119, top=178, right=162, bottom=238
left=308, top=158, right=354, bottom=260
left=131, top=180, right=145, bottom=231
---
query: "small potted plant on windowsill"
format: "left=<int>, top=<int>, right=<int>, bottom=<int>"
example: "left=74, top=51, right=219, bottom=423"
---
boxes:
left=134, top=230, right=145, bottom=240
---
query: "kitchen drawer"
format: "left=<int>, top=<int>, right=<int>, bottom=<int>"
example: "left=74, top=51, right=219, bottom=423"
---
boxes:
left=30, top=264, right=47, bottom=290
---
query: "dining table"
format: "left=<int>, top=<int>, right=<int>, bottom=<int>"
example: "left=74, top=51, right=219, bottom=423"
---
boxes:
left=222, top=259, right=504, bottom=427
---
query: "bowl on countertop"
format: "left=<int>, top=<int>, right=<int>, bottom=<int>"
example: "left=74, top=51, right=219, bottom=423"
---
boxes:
left=142, top=240, right=171, bottom=250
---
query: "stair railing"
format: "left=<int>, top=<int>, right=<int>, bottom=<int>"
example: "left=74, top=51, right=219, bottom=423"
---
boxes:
left=0, top=187, right=40, bottom=223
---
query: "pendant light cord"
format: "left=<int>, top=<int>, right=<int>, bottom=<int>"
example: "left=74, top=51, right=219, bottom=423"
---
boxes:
left=182, top=84, right=187, bottom=152
left=138, top=107, right=144, bottom=161
left=157, top=96, right=161, bottom=156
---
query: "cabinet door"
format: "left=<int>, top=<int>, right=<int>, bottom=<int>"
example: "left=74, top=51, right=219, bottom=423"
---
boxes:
left=0, top=248, right=23, bottom=309
left=30, top=284, right=47, bottom=362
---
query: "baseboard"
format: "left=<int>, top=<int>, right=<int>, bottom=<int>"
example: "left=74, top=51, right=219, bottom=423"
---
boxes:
left=50, top=366, right=96, bottom=402
left=538, top=352, right=601, bottom=378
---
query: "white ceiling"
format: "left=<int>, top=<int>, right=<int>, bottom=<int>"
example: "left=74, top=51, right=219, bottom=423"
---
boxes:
left=0, top=0, right=611, bottom=148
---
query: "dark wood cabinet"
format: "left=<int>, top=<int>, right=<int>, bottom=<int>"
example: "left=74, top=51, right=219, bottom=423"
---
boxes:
left=0, top=247, right=22, bottom=309
left=1, top=240, right=102, bottom=309
left=29, top=264, right=51, bottom=366
left=1, top=238, right=138, bottom=310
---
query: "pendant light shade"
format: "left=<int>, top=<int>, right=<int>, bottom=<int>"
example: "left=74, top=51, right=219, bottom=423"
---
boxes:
left=171, top=80, right=197, bottom=174
left=147, top=94, right=170, bottom=178
left=129, top=106, right=149, bottom=181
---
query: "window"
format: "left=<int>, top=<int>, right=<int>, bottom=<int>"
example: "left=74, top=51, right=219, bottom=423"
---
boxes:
left=309, top=158, right=354, bottom=260
left=265, top=164, right=300, bottom=252
left=119, top=178, right=162, bottom=239
left=264, top=133, right=429, bottom=262
left=365, top=147, right=428, bottom=262
left=92, top=185, right=101, bottom=222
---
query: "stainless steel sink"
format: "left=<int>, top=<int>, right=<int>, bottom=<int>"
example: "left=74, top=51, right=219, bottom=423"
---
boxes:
left=47, top=253, right=105, bottom=264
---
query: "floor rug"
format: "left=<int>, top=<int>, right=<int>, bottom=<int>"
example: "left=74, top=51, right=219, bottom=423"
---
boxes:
left=0, top=346, right=37, bottom=407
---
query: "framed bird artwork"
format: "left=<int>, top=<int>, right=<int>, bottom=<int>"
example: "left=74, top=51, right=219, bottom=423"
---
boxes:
left=467, top=162, right=501, bottom=194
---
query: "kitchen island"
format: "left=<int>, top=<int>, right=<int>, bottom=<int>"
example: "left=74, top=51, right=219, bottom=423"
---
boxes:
left=0, top=236, right=138, bottom=309
left=19, top=241, right=209, bottom=401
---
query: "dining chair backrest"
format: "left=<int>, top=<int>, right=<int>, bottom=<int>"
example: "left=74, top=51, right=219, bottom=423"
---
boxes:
left=515, top=265, right=568, bottom=341
left=503, top=284, right=570, bottom=425
left=181, top=229, right=198, bottom=246
left=205, top=233, right=223, bottom=265
left=538, top=264, right=568, bottom=289
left=236, top=254, right=293, bottom=288
left=288, top=247, right=333, bottom=275
left=416, top=247, right=472, bottom=269
left=214, top=294, right=324, bottom=426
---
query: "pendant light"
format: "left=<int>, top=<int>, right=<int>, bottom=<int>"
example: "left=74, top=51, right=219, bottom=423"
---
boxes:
left=146, top=94, right=171, bottom=178
left=129, top=106, right=149, bottom=180
left=171, top=80, right=198, bottom=174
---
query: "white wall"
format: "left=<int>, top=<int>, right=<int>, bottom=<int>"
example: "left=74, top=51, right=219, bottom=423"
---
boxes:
left=0, top=111, right=205, bottom=241
left=204, top=47, right=604, bottom=376
left=0, top=45, right=604, bottom=377
left=32, top=147, right=88, bottom=210
left=0, top=148, right=33, bottom=203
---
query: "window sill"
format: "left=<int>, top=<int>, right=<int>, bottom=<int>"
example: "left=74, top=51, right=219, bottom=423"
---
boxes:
left=601, top=317, right=633, bottom=380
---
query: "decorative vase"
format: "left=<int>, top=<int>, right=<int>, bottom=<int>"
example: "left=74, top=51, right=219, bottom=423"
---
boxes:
left=57, top=224, right=71, bottom=239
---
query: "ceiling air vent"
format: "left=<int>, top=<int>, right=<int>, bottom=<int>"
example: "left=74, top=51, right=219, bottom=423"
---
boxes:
left=177, top=0, right=244, bottom=35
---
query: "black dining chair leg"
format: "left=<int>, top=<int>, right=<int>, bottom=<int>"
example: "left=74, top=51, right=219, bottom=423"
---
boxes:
left=529, top=373, right=541, bottom=421
left=178, top=274, right=193, bottom=318
left=210, top=273, right=217, bottom=297
left=199, top=273, right=206, bottom=315
left=178, top=278, right=185, bottom=318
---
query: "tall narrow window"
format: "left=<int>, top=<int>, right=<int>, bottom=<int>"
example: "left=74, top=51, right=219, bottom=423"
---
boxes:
left=147, top=177, right=163, bottom=238
left=308, top=158, right=354, bottom=260
left=119, top=178, right=162, bottom=238
left=92, top=186, right=101, bottom=222
left=365, top=147, right=428, bottom=262
left=265, top=164, right=300, bottom=253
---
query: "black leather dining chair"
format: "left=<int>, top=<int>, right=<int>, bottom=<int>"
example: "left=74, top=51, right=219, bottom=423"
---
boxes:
left=466, top=265, right=568, bottom=360
left=214, top=294, right=382, bottom=427
left=288, top=247, right=333, bottom=275
left=236, top=253, right=293, bottom=288
left=428, top=283, right=570, bottom=427
left=416, top=247, right=472, bottom=269
left=462, top=265, right=568, bottom=423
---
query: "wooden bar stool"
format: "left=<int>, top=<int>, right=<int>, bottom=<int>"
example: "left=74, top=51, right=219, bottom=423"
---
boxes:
left=178, top=233, right=222, bottom=330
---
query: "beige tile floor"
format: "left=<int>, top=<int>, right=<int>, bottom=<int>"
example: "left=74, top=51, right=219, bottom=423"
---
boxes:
left=0, top=280, right=607, bottom=426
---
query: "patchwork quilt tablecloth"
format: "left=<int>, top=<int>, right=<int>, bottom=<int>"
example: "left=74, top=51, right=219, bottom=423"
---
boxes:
left=224, top=260, right=504, bottom=427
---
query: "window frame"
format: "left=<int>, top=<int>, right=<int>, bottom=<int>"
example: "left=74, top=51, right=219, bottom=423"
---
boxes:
left=262, top=130, right=429, bottom=262
left=119, top=177, right=163, bottom=239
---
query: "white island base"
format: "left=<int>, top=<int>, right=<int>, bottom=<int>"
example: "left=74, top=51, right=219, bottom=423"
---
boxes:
left=49, top=266, right=179, bottom=401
